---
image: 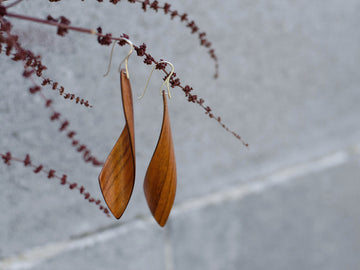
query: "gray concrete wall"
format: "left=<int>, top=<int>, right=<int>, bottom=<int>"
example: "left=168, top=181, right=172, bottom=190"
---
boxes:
left=0, top=1, right=359, bottom=269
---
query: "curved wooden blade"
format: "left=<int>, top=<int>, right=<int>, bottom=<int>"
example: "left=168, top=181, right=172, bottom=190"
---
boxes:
left=144, top=91, right=177, bottom=227
left=99, top=70, right=135, bottom=219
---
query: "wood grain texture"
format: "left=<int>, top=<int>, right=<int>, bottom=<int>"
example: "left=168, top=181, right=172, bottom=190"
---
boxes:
left=144, top=91, right=177, bottom=227
left=99, top=70, right=135, bottom=219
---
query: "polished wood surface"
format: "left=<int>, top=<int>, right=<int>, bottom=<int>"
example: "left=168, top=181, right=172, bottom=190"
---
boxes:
left=99, top=70, right=135, bottom=219
left=144, top=91, right=177, bottom=227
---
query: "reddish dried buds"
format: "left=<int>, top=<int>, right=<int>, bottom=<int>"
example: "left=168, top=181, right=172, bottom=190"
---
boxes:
left=2, top=152, right=11, bottom=165
left=0, top=5, right=7, bottom=17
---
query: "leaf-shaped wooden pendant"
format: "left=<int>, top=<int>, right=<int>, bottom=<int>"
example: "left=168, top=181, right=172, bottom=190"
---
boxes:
left=99, top=70, right=135, bottom=219
left=144, top=91, right=177, bottom=227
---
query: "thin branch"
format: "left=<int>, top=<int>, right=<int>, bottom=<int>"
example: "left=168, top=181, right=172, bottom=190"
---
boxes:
left=5, top=0, right=24, bottom=9
left=2, top=11, right=248, bottom=146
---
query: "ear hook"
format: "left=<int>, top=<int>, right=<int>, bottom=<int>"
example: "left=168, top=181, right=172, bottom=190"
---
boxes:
left=138, top=61, right=175, bottom=100
left=103, top=37, right=133, bottom=79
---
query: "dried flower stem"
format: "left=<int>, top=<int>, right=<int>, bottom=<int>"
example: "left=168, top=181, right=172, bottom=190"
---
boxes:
left=0, top=152, right=110, bottom=217
left=2, top=10, right=247, bottom=146
left=37, top=89, right=104, bottom=166
left=51, top=0, right=219, bottom=78
left=40, top=74, right=93, bottom=108
left=5, top=0, right=24, bottom=9
left=1, top=17, right=105, bottom=162
left=0, top=16, right=93, bottom=107
left=5, top=12, right=96, bottom=35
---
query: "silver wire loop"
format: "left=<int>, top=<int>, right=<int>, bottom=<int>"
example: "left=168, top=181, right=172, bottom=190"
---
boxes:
left=103, top=37, right=133, bottom=79
left=138, top=61, right=175, bottom=100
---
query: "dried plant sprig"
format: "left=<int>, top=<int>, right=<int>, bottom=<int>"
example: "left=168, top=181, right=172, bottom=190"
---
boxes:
left=132, top=44, right=248, bottom=147
left=0, top=17, right=104, bottom=163
left=37, top=89, right=104, bottom=166
left=27, top=77, right=103, bottom=166
left=40, top=75, right=93, bottom=108
left=53, top=0, right=219, bottom=78
left=2, top=8, right=247, bottom=146
left=100, top=29, right=246, bottom=145
left=21, top=60, right=93, bottom=107
left=0, top=152, right=110, bottom=217
left=4, top=0, right=25, bottom=9
left=0, top=17, right=93, bottom=108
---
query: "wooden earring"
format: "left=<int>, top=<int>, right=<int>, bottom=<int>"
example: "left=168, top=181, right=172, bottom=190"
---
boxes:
left=143, top=90, right=176, bottom=226
left=140, top=61, right=177, bottom=227
left=99, top=69, right=136, bottom=219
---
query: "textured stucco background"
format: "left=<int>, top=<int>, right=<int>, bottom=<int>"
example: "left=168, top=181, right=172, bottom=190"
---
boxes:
left=0, top=1, right=359, bottom=269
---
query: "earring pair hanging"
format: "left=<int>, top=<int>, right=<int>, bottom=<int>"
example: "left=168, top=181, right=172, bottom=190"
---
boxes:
left=98, top=39, right=176, bottom=226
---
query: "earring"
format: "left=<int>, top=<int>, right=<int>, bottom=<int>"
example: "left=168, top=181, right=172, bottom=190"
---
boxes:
left=139, top=61, right=177, bottom=227
left=99, top=39, right=135, bottom=219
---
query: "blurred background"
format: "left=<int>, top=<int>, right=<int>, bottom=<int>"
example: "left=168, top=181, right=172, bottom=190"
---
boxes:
left=0, top=1, right=359, bottom=269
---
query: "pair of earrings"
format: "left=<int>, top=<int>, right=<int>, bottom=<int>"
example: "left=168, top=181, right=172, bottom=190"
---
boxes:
left=98, top=39, right=176, bottom=227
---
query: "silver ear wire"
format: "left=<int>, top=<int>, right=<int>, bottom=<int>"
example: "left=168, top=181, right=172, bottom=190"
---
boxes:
left=103, top=37, right=133, bottom=79
left=138, top=61, right=175, bottom=100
